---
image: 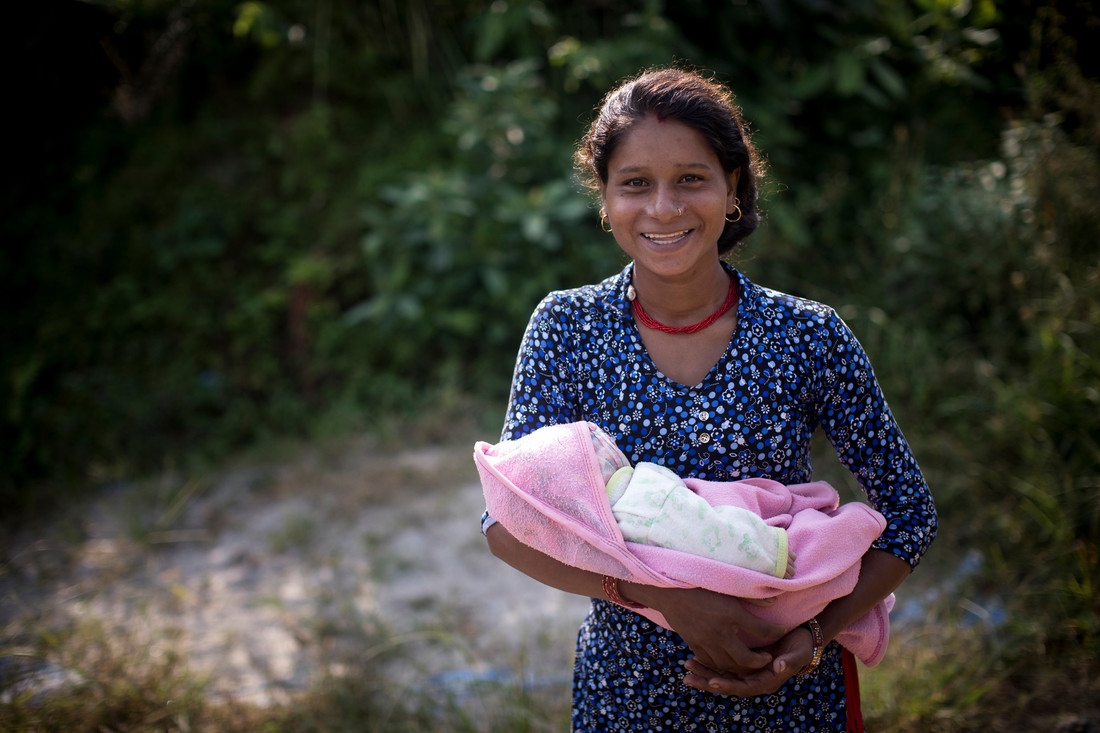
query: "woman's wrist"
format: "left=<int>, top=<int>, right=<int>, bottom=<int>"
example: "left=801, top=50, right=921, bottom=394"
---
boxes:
left=617, top=580, right=655, bottom=609
left=814, top=549, right=911, bottom=646
left=604, top=576, right=646, bottom=609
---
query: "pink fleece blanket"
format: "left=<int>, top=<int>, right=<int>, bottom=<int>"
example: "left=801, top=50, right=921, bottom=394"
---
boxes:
left=475, top=421, right=895, bottom=666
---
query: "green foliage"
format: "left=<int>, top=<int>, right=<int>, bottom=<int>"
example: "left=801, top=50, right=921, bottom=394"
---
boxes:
left=884, top=119, right=1098, bottom=721
left=975, top=123, right=1100, bottom=666
left=348, top=60, right=616, bottom=392
left=3, top=0, right=709, bottom=506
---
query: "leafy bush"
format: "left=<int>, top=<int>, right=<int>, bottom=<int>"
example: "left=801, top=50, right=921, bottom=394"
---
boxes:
left=885, top=119, right=1098, bottom=724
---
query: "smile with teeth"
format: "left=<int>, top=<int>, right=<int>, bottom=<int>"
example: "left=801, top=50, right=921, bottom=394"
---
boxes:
left=643, top=229, right=692, bottom=244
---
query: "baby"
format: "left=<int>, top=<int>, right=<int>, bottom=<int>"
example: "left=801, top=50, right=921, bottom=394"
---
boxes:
left=587, top=425, right=795, bottom=579
left=493, top=422, right=795, bottom=579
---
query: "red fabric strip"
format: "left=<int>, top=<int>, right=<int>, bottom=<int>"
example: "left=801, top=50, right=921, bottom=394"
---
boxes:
left=843, top=648, right=865, bottom=733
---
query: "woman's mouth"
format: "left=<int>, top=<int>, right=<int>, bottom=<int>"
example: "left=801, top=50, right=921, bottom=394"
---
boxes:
left=642, top=229, right=692, bottom=245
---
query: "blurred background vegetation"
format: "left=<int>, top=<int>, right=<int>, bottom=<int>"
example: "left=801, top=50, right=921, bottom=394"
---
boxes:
left=2, top=0, right=1097, bottom=729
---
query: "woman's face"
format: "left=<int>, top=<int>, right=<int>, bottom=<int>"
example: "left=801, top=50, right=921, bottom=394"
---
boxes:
left=599, top=114, right=739, bottom=284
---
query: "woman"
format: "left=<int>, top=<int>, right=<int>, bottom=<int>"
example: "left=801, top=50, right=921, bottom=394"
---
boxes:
left=482, top=67, right=937, bottom=731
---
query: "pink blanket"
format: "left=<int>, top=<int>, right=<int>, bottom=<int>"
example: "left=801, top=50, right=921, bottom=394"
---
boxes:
left=475, top=421, right=895, bottom=666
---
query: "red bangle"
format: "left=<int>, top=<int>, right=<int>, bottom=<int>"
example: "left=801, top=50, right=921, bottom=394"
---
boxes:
left=602, top=575, right=645, bottom=609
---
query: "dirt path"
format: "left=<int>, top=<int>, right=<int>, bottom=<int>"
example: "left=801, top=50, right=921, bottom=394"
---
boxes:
left=0, top=433, right=591, bottom=709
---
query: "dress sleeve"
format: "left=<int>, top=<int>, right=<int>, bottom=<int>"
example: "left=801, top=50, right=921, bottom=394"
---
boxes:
left=482, top=293, right=583, bottom=534
left=814, top=310, right=937, bottom=568
left=500, top=293, right=583, bottom=440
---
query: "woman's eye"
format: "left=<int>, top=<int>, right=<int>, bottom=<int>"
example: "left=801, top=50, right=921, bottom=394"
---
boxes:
left=681, top=174, right=702, bottom=183
left=624, top=178, right=646, bottom=187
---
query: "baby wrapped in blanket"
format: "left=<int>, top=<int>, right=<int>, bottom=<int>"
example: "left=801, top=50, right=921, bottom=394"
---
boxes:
left=588, top=424, right=794, bottom=579
left=476, top=420, right=896, bottom=666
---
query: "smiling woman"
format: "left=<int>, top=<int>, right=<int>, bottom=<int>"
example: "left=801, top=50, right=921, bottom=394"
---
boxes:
left=481, top=67, right=936, bottom=733
left=598, top=115, right=738, bottom=290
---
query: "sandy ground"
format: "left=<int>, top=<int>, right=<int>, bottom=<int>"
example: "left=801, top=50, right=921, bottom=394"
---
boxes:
left=0, top=433, right=591, bottom=710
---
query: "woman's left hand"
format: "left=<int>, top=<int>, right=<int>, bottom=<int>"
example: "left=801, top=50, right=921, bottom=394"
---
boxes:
left=683, top=551, right=913, bottom=697
left=681, top=625, right=813, bottom=697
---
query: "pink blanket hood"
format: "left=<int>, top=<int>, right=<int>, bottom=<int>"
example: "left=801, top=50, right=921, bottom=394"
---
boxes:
left=475, top=421, right=895, bottom=666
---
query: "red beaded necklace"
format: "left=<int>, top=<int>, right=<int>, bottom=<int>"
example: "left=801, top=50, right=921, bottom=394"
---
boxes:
left=627, top=275, right=738, bottom=334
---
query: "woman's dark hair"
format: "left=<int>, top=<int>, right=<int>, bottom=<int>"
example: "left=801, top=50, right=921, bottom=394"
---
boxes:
left=575, top=67, right=764, bottom=255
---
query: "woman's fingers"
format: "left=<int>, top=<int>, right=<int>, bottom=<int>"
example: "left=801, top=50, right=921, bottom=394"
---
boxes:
left=682, top=628, right=811, bottom=697
left=640, top=586, right=789, bottom=675
left=682, top=656, right=794, bottom=697
left=721, top=639, right=774, bottom=670
left=678, top=630, right=771, bottom=674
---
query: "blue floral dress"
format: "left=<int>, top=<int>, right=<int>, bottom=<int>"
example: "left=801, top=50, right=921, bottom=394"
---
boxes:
left=496, top=263, right=937, bottom=732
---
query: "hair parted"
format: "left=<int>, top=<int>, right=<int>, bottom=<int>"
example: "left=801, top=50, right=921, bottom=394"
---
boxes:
left=574, top=66, right=765, bottom=255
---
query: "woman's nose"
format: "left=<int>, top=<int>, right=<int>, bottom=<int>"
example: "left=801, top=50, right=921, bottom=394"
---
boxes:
left=649, top=185, right=682, bottom=219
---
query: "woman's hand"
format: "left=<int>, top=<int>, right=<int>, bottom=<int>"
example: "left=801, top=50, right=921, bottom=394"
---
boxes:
left=677, top=550, right=913, bottom=697
left=681, top=625, right=813, bottom=697
left=622, top=583, right=788, bottom=676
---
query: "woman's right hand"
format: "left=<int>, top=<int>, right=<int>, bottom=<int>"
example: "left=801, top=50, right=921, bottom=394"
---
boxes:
left=621, top=583, right=786, bottom=675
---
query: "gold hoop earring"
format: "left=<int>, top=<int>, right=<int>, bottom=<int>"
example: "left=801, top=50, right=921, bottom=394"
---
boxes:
left=600, top=214, right=612, bottom=233
left=726, top=198, right=742, bottom=223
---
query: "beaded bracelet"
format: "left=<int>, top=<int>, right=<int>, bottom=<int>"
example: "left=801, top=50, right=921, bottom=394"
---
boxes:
left=602, top=575, right=645, bottom=609
left=798, top=617, right=825, bottom=675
